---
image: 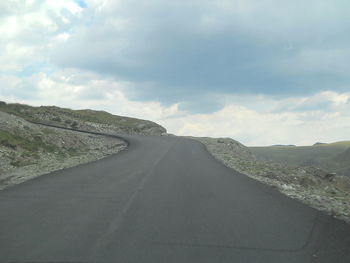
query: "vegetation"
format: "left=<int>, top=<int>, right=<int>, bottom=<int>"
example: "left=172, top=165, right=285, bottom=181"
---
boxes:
left=0, top=130, right=57, bottom=153
left=0, top=129, right=61, bottom=167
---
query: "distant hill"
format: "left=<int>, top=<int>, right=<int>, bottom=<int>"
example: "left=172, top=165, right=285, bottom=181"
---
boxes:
left=330, top=147, right=350, bottom=176
left=334, top=147, right=350, bottom=162
left=313, top=142, right=326, bottom=146
left=271, top=144, right=296, bottom=147
left=250, top=141, right=350, bottom=176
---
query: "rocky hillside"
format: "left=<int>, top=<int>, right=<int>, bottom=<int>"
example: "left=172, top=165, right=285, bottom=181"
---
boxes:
left=0, top=101, right=166, bottom=136
left=0, top=111, right=126, bottom=190
left=190, top=137, right=350, bottom=223
left=0, top=101, right=167, bottom=190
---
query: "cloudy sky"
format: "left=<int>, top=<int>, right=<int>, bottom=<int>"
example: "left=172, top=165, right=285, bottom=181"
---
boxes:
left=1, top=0, right=350, bottom=146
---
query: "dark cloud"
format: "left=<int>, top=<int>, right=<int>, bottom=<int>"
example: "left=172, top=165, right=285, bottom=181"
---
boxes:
left=51, top=0, right=350, bottom=112
left=273, top=99, right=334, bottom=113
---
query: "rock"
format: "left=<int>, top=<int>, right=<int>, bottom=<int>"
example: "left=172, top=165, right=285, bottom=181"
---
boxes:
left=325, top=173, right=336, bottom=181
left=281, top=184, right=294, bottom=191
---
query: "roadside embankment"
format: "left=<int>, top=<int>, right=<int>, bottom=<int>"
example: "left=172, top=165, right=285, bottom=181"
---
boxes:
left=190, top=136, right=350, bottom=223
left=0, top=101, right=168, bottom=190
left=0, top=111, right=126, bottom=190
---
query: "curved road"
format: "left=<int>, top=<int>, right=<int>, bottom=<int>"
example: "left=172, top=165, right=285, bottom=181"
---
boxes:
left=1, top=135, right=350, bottom=262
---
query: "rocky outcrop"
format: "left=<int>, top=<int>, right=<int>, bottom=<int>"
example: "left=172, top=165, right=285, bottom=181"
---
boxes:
left=0, top=102, right=167, bottom=136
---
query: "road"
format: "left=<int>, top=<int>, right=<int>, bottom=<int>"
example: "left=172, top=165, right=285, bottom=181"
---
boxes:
left=1, top=135, right=350, bottom=262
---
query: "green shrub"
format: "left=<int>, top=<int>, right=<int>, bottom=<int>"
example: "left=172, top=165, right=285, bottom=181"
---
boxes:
left=51, top=116, right=62, bottom=122
left=0, top=130, right=58, bottom=153
left=71, top=121, right=78, bottom=129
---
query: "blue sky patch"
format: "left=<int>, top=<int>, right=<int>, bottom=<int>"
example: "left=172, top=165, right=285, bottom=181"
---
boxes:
left=74, top=0, right=87, bottom=8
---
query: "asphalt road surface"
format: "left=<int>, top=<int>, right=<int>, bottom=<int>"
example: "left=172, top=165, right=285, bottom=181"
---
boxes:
left=1, top=135, right=350, bottom=262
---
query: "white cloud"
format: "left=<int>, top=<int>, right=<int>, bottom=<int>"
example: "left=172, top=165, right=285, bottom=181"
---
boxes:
left=0, top=0, right=83, bottom=72
left=0, top=69, right=182, bottom=122
left=160, top=92, right=350, bottom=146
